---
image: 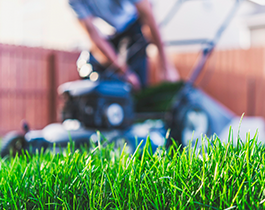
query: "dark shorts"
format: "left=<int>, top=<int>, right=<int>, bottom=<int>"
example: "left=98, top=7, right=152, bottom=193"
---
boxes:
left=89, top=19, right=149, bottom=87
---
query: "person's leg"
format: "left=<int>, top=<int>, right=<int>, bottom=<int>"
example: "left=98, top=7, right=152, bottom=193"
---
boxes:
left=126, top=21, right=148, bottom=88
left=108, top=19, right=149, bottom=87
left=127, top=46, right=147, bottom=88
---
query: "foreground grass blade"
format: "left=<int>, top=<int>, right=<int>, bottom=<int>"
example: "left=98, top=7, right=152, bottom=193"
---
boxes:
left=0, top=130, right=265, bottom=209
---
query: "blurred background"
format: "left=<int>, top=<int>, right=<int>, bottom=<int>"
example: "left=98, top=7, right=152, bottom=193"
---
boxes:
left=0, top=0, right=265, bottom=136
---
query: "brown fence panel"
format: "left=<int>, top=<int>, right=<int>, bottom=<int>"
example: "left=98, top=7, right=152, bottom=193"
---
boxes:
left=0, top=45, right=80, bottom=136
left=254, top=77, right=265, bottom=117
left=0, top=45, right=52, bottom=135
left=55, top=50, right=80, bottom=121
left=202, top=72, right=249, bottom=116
left=166, top=47, right=265, bottom=118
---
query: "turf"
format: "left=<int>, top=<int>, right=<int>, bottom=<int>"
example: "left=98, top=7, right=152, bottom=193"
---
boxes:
left=0, top=128, right=265, bottom=209
left=134, top=81, right=184, bottom=113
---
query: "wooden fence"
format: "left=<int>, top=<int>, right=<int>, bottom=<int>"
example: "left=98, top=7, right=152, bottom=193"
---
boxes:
left=0, top=44, right=265, bottom=136
left=150, top=47, right=265, bottom=118
left=0, top=44, right=80, bottom=135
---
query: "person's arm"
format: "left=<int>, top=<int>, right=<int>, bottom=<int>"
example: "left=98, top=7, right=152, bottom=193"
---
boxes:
left=79, top=17, right=140, bottom=89
left=135, top=0, right=180, bottom=81
left=79, top=17, right=127, bottom=74
left=69, top=0, right=140, bottom=89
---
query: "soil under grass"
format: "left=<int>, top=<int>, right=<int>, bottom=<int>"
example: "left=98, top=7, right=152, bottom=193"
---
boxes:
left=0, top=128, right=265, bottom=209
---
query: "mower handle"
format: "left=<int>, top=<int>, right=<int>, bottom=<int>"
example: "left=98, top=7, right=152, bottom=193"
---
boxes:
left=186, top=0, right=243, bottom=86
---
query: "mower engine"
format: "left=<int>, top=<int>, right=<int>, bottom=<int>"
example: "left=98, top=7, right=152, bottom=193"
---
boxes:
left=58, top=51, right=134, bottom=130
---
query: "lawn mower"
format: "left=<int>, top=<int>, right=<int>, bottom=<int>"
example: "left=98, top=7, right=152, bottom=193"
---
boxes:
left=1, top=0, right=248, bottom=157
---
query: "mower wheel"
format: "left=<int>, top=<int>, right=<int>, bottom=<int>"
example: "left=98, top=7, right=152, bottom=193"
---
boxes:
left=1, top=131, right=26, bottom=158
left=180, top=105, right=212, bottom=147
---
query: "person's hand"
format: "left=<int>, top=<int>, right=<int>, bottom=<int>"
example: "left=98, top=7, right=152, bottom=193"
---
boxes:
left=115, top=60, right=141, bottom=91
left=159, top=62, right=180, bottom=82
left=124, top=70, right=141, bottom=91
left=111, top=56, right=141, bottom=91
left=164, top=63, right=180, bottom=82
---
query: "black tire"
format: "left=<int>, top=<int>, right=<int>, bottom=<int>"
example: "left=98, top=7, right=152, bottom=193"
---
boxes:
left=1, top=131, right=26, bottom=158
left=169, top=104, right=212, bottom=148
left=179, top=105, right=212, bottom=147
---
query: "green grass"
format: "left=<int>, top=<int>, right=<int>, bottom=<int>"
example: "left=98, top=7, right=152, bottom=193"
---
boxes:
left=134, top=81, right=184, bottom=113
left=0, top=128, right=265, bottom=209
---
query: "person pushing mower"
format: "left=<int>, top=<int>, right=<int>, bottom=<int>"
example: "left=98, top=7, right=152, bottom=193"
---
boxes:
left=68, top=0, right=180, bottom=90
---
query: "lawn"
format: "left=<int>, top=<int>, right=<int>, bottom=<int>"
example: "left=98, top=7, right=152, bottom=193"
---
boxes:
left=0, top=127, right=265, bottom=209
